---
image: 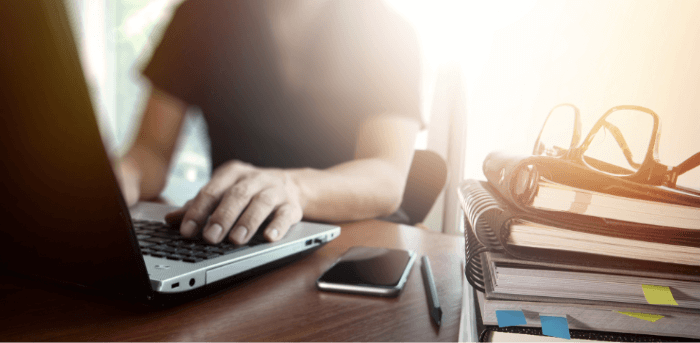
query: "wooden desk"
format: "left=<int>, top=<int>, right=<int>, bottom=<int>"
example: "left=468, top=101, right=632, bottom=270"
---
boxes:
left=0, top=220, right=464, bottom=341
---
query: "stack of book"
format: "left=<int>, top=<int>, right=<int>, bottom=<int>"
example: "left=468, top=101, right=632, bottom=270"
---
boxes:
left=460, top=152, right=700, bottom=341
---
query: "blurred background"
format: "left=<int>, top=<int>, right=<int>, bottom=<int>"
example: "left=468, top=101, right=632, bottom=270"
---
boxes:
left=65, top=0, right=700, bottom=233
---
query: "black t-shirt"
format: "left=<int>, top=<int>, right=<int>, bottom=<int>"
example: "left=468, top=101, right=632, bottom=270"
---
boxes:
left=143, top=0, right=422, bottom=170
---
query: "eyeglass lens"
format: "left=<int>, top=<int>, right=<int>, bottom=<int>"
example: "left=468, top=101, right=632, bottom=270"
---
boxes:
left=582, top=109, right=654, bottom=176
left=533, top=104, right=579, bottom=157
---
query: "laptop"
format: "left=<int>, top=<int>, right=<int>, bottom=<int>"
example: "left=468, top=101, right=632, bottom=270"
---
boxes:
left=0, top=0, right=340, bottom=303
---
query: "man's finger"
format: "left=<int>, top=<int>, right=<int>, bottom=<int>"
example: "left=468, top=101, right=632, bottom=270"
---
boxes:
left=202, top=180, right=262, bottom=244
left=263, top=203, right=302, bottom=242
left=164, top=200, right=192, bottom=224
left=179, top=161, right=255, bottom=238
left=178, top=165, right=253, bottom=238
left=228, top=188, right=282, bottom=245
left=179, top=181, right=234, bottom=238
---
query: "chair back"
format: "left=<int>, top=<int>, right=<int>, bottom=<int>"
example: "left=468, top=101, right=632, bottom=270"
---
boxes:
left=400, top=150, right=448, bottom=225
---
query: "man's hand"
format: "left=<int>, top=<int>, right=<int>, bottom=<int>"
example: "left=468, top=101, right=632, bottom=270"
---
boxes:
left=165, top=160, right=305, bottom=245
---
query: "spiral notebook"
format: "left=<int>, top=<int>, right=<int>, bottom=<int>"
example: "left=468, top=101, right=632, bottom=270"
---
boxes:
left=459, top=179, right=700, bottom=268
left=460, top=179, right=700, bottom=292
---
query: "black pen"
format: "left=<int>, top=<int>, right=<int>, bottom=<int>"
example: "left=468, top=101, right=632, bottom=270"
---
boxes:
left=421, top=255, right=442, bottom=326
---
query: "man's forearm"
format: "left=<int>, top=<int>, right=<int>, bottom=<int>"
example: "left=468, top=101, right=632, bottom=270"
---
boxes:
left=289, top=158, right=407, bottom=222
left=123, top=144, right=171, bottom=201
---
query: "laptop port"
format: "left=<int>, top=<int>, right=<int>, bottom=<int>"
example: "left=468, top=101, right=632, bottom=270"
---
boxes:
left=189, top=278, right=195, bottom=287
left=305, top=239, right=312, bottom=246
left=171, top=282, right=179, bottom=289
left=314, top=238, right=323, bottom=244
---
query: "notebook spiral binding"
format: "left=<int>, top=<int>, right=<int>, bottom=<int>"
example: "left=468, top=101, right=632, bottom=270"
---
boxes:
left=459, top=181, right=506, bottom=293
left=464, top=218, right=487, bottom=293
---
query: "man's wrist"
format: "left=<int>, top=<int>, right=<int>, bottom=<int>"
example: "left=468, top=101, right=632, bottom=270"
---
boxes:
left=284, top=167, right=315, bottom=215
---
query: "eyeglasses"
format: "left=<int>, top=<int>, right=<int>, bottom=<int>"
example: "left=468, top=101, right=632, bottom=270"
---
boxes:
left=533, top=103, right=700, bottom=193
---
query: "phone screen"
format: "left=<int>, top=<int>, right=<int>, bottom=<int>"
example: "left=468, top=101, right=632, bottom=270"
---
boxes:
left=318, top=246, right=412, bottom=287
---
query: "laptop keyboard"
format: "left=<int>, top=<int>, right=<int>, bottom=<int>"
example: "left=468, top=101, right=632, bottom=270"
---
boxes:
left=134, top=219, right=265, bottom=263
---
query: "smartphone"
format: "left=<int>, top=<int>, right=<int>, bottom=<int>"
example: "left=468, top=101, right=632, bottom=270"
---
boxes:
left=316, top=246, right=416, bottom=297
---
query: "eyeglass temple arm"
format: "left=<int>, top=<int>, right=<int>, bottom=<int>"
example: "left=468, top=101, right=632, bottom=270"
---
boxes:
left=662, top=152, right=700, bottom=187
left=602, top=121, right=642, bottom=169
left=673, top=151, right=700, bottom=176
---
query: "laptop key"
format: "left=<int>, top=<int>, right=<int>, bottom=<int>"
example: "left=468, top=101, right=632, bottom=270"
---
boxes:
left=138, top=241, right=154, bottom=248
left=167, top=240, right=186, bottom=247
left=165, top=254, right=185, bottom=261
left=142, top=237, right=169, bottom=244
left=175, top=248, right=195, bottom=255
left=160, top=246, right=177, bottom=253
left=150, top=231, right=179, bottom=239
left=182, top=257, right=203, bottom=263
left=204, top=246, right=227, bottom=253
left=181, top=241, right=199, bottom=248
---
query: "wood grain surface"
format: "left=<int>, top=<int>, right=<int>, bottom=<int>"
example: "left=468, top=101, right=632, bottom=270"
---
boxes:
left=0, top=220, right=464, bottom=341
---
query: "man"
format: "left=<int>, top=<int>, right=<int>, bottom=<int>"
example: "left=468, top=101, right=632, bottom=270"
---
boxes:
left=115, top=0, right=422, bottom=246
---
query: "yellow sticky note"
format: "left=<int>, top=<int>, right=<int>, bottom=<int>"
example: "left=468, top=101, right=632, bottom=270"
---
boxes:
left=616, top=311, right=665, bottom=322
left=642, top=284, right=678, bottom=305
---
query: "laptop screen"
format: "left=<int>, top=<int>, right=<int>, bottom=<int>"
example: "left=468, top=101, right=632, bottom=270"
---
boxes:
left=0, top=1, right=153, bottom=300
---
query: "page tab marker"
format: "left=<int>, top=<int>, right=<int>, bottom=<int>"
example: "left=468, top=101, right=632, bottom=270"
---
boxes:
left=642, top=284, right=678, bottom=305
left=496, top=310, right=527, bottom=327
left=616, top=311, right=664, bottom=322
left=540, top=316, right=571, bottom=340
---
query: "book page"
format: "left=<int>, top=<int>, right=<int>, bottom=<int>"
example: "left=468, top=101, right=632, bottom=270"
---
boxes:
left=488, top=331, right=601, bottom=342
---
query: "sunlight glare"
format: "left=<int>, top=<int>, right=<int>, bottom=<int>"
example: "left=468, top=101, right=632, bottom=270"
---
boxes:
left=385, top=0, right=537, bottom=67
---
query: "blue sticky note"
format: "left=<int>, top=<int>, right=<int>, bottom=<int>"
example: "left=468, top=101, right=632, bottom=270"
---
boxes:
left=540, top=316, right=571, bottom=339
left=496, top=310, right=527, bottom=327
